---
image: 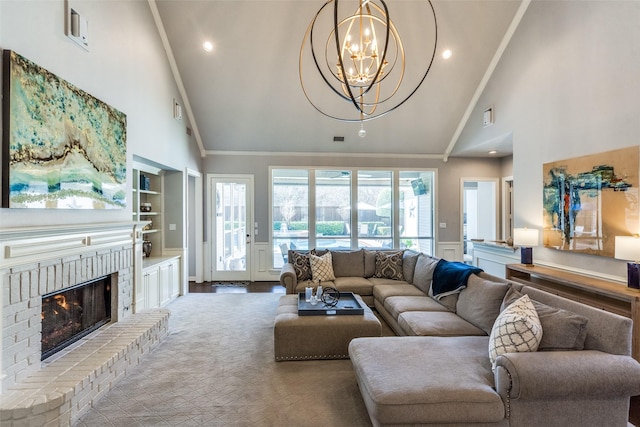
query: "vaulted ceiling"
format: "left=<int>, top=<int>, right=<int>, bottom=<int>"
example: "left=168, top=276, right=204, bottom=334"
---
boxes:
left=153, top=0, right=523, bottom=158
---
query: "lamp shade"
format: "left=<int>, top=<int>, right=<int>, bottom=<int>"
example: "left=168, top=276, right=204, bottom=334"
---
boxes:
left=615, top=236, right=640, bottom=262
left=513, top=228, right=539, bottom=247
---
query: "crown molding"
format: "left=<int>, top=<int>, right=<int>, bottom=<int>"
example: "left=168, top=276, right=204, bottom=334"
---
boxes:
left=204, top=150, right=446, bottom=160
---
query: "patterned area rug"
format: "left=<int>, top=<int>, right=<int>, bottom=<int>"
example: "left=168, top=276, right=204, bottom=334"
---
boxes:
left=74, top=293, right=373, bottom=426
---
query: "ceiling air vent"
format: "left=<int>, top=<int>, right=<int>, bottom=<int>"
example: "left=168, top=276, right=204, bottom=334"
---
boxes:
left=333, top=136, right=345, bottom=142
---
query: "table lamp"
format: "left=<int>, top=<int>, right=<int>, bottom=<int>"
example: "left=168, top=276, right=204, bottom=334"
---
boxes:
left=614, top=235, right=640, bottom=290
left=513, top=228, right=539, bottom=265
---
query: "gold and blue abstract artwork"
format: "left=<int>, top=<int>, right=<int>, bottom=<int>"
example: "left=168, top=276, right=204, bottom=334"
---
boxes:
left=2, top=50, right=127, bottom=209
left=542, top=146, right=638, bottom=258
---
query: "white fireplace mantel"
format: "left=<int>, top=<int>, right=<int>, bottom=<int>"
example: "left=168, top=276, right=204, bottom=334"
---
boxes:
left=0, top=222, right=138, bottom=270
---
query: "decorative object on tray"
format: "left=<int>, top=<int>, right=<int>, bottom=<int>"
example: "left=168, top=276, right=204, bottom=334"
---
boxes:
left=320, top=287, right=340, bottom=307
left=298, top=291, right=364, bottom=316
left=142, top=240, right=152, bottom=258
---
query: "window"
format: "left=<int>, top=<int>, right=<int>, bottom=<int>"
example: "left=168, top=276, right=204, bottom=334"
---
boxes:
left=357, top=170, right=392, bottom=248
left=272, top=169, right=308, bottom=267
left=399, top=171, right=435, bottom=254
left=316, top=170, right=351, bottom=250
left=271, top=168, right=435, bottom=268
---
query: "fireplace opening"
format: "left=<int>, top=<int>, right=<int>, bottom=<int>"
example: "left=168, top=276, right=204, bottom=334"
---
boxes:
left=41, top=275, right=112, bottom=360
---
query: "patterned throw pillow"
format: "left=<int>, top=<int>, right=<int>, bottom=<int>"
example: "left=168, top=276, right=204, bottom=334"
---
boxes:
left=489, top=294, right=542, bottom=371
left=290, top=251, right=312, bottom=281
left=310, top=251, right=335, bottom=282
left=374, top=251, right=404, bottom=280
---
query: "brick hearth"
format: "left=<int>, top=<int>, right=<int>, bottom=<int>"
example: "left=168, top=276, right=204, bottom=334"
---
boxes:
left=0, top=223, right=169, bottom=426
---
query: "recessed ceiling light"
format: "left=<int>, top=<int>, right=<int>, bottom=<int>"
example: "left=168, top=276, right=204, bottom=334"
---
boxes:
left=489, top=150, right=498, bottom=155
left=202, top=41, right=214, bottom=52
left=442, top=49, right=452, bottom=59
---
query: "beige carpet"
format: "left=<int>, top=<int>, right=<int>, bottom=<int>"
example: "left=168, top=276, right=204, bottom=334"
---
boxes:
left=74, top=293, right=374, bottom=426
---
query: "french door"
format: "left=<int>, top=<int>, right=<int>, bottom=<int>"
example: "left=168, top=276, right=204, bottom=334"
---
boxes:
left=209, top=175, right=254, bottom=281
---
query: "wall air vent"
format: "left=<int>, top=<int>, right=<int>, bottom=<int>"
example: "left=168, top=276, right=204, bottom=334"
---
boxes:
left=333, top=136, right=345, bottom=142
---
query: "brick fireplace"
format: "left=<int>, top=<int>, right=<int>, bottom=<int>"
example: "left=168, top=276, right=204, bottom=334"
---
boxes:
left=0, top=223, right=169, bottom=426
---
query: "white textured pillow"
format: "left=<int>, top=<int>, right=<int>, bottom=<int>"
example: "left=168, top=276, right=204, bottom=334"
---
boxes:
left=310, top=251, right=335, bottom=282
left=489, top=294, right=543, bottom=371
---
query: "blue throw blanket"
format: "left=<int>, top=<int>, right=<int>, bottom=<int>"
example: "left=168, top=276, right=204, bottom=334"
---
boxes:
left=431, top=259, right=482, bottom=300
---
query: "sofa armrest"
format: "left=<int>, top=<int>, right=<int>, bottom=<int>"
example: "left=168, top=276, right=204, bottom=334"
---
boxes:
left=494, top=350, right=640, bottom=400
left=280, top=263, right=298, bottom=294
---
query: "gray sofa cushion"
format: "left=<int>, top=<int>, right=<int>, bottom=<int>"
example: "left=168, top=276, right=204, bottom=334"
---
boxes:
left=383, top=296, right=448, bottom=320
left=364, top=249, right=377, bottom=277
left=520, top=286, right=632, bottom=356
left=402, top=251, right=420, bottom=284
left=399, top=311, right=487, bottom=336
left=349, top=336, right=504, bottom=425
left=501, top=287, right=589, bottom=351
left=456, top=274, right=510, bottom=334
left=412, top=253, right=439, bottom=294
left=333, top=276, right=374, bottom=296
left=373, top=283, right=425, bottom=305
left=331, top=249, right=364, bottom=277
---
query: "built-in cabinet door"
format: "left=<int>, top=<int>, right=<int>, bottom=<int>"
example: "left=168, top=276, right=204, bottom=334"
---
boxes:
left=170, top=258, right=180, bottom=299
left=159, top=263, right=171, bottom=306
left=146, top=268, right=160, bottom=308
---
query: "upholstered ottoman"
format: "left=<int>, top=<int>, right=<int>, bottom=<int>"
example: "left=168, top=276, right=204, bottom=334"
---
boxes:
left=274, top=294, right=381, bottom=361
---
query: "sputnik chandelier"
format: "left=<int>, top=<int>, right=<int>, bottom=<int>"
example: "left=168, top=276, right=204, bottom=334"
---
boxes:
left=299, top=0, right=438, bottom=137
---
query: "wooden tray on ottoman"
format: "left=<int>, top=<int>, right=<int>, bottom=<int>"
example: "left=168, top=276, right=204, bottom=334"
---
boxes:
left=298, top=292, right=365, bottom=316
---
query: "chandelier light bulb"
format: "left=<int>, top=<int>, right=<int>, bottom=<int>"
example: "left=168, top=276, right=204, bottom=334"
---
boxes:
left=358, top=123, right=367, bottom=138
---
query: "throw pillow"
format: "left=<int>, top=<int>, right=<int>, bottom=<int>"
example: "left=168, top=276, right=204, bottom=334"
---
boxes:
left=501, top=287, right=589, bottom=351
left=374, top=251, right=404, bottom=280
left=402, top=251, right=420, bottom=284
left=310, top=251, right=336, bottom=282
left=363, top=249, right=377, bottom=277
left=413, top=254, right=440, bottom=295
left=489, top=294, right=543, bottom=371
left=290, top=251, right=312, bottom=281
left=456, top=274, right=510, bottom=334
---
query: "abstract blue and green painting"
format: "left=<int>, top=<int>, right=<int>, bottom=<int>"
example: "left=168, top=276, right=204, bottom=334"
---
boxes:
left=3, top=50, right=127, bottom=209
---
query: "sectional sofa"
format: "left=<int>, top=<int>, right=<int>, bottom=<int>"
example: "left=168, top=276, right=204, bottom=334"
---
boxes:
left=279, top=248, right=640, bottom=426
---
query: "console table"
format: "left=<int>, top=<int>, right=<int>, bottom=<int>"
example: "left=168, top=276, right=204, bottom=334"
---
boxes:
left=505, top=263, right=640, bottom=362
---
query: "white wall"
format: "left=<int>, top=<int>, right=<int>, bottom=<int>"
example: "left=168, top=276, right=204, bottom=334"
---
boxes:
left=456, top=1, right=640, bottom=280
left=0, top=0, right=202, bottom=228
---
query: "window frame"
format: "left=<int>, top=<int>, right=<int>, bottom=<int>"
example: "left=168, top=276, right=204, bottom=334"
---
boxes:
left=270, top=166, right=437, bottom=268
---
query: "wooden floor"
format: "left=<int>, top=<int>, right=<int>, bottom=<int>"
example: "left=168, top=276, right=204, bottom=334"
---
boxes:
left=189, top=281, right=285, bottom=294
left=188, top=281, right=640, bottom=425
